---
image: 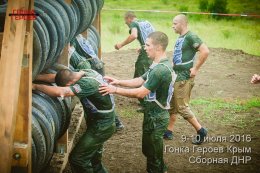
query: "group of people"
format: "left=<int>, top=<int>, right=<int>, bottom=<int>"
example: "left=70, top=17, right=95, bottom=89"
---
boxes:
left=33, top=11, right=212, bottom=173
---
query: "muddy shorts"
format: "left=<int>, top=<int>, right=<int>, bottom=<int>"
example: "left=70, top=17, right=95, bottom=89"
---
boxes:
left=169, top=78, right=195, bottom=119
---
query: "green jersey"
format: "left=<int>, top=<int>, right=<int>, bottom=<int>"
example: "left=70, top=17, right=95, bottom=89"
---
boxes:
left=70, top=69, right=115, bottom=123
left=142, top=58, right=174, bottom=114
left=129, top=19, right=154, bottom=64
left=129, top=19, right=155, bottom=46
left=172, top=31, right=202, bottom=81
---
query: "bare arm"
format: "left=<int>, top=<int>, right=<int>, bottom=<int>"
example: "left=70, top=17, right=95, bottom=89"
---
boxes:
left=99, top=85, right=150, bottom=99
left=35, top=74, right=56, bottom=83
left=33, top=84, right=75, bottom=97
left=115, top=28, right=138, bottom=50
left=104, top=76, right=145, bottom=88
left=190, top=43, right=209, bottom=77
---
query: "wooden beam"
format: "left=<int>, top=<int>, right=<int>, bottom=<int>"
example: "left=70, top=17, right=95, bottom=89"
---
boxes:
left=93, top=13, right=102, bottom=58
left=64, top=0, right=72, bottom=4
left=57, top=44, right=69, bottom=67
left=0, top=33, right=3, bottom=57
left=0, top=0, right=30, bottom=172
left=12, top=0, right=33, bottom=169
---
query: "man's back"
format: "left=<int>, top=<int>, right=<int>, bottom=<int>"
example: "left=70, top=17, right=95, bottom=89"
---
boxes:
left=70, top=69, right=115, bottom=121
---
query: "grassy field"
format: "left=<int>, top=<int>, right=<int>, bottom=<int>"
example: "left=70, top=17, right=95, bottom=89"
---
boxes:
left=101, top=0, right=260, bottom=56
left=191, top=97, right=260, bottom=129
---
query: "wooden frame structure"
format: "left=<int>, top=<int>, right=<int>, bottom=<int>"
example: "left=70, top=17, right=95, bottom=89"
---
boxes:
left=0, top=0, right=101, bottom=172
left=0, top=0, right=33, bottom=173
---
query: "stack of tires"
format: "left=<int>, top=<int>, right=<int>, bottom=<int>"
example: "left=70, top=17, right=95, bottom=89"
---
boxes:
left=0, top=0, right=104, bottom=172
left=32, top=0, right=103, bottom=79
left=32, top=88, right=71, bottom=172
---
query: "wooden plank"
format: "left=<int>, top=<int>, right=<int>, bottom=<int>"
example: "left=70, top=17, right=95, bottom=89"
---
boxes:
left=0, top=0, right=30, bottom=172
left=12, top=0, right=33, bottom=168
left=56, top=131, right=68, bottom=154
left=57, top=44, right=69, bottom=67
left=0, top=33, right=3, bottom=57
left=64, top=0, right=72, bottom=4
left=93, top=13, right=101, bottom=58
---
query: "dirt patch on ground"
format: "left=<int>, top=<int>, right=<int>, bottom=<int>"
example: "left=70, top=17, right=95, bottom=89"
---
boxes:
left=61, top=48, right=259, bottom=173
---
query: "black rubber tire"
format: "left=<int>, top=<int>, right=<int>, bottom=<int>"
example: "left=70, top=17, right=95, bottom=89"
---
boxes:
left=96, top=0, right=104, bottom=12
left=89, top=0, right=97, bottom=24
left=33, top=87, right=68, bottom=138
left=87, top=28, right=98, bottom=47
left=33, top=19, right=49, bottom=74
left=62, top=96, right=72, bottom=136
left=87, top=34, right=98, bottom=55
left=34, top=7, right=58, bottom=71
left=32, top=116, right=46, bottom=172
left=56, top=0, right=77, bottom=41
left=32, top=30, right=43, bottom=80
left=36, top=16, right=51, bottom=73
left=45, top=0, right=70, bottom=44
left=74, top=0, right=92, bottom=34
left=34, top=0, right=66, bottom=62
left=31, top=139, right=37, bottom=173
left=0, top=3, right=6, bottom=32
left=32, top=93, right=60, bottom=140
left=51, top=63, right=70, bottom=71
left=38, top=93, right=61, bottom=139
left=89, top=25, right=100, bottom=47
left=32, top=106, right=54, bottom=167
left=71, top=0, right=81, bottom=37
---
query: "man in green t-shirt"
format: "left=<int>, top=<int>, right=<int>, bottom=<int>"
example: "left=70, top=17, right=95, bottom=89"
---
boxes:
left=100, top=31, right=173, bottom=173
left=163, top=14, right=210, bottom=145
left=33, top=69, right=116, bottom=173
left=115, top=11, right=155, bottom=78
left=115, top=11, right=155, bottom=112
left=69, top=42, right=125, bottom=131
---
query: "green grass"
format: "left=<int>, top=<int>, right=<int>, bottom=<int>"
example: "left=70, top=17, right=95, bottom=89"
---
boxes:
left=190, top=98, right=260, bottom=128
left=101, top=0, right=260, bottom=56
left=104, top=0, right=260, bottom=14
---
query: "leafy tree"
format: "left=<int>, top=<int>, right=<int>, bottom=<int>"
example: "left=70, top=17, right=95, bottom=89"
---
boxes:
left=208, top=0, right=229, bottom=19
left=199, top=0, right=209, bottom=12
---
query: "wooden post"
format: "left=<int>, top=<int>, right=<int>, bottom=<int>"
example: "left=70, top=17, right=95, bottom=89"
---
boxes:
left=0, top=0, right=32, bottom=172
left=12, top=0, right=33, bottom=170
left=93, top=13, right=101, bottom=58
left=64, top=0, right=72, bottom=4
left=0, top=33, right=3, bottom=56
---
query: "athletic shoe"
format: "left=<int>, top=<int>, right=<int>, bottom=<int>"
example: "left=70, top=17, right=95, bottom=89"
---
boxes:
left=115, top=116, right=124, bottom=131
left=192, top=127, right=208, bottom=145
left=163, top=130, right=174, bottom=140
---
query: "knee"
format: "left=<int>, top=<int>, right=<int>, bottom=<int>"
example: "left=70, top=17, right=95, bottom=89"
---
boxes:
left=178, top=106, right=195, bottom=119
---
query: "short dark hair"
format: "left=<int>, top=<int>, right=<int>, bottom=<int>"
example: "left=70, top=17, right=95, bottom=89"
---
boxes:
left=124, top=11, right=136, bottom=19
left=147, top=31, right=168, bottom=51
left=55, top=69, right=73, bottom=86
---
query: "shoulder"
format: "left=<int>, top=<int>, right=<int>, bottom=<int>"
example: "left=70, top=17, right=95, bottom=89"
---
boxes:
left=150, top=64, right=170, bottom=77
left=186, top=31, right=203, bottom=48
left=186, top=31, right=202, bottom=41
left=130, top=21, right=138, bottom=28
